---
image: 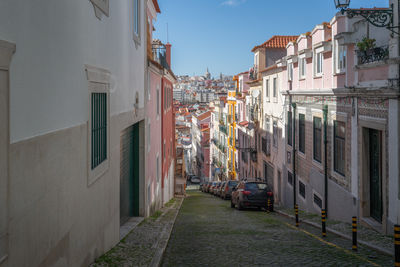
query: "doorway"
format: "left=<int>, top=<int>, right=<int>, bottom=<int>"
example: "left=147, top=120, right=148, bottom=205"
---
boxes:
left=120, top=123, right=140, bottom=225
left=369, top=128, right=382, bottom=222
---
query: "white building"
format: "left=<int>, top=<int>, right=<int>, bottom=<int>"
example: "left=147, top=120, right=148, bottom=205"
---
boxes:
left=0, top=0, right=148, bottom=266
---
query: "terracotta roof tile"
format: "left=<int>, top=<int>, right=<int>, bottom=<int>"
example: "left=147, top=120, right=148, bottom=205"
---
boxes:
left=196, top=111, right=211, bottom=121
left=252, top=35, right=298, bottom=52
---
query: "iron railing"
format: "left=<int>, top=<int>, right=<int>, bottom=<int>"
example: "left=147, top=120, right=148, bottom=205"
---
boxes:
left=152, top=44, right=170, bottom=70
left=356, top=45, right=389, bottom=65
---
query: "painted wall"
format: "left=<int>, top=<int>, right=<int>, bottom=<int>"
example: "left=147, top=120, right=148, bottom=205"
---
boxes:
left=0, top=0, right=146, bottom=143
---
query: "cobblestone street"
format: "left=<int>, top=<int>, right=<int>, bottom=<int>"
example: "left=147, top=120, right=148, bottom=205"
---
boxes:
left=162, top=191, right=393, bottom=267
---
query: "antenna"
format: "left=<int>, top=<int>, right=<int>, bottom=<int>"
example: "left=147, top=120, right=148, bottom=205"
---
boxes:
left=167, top=23, right=169, bottom=43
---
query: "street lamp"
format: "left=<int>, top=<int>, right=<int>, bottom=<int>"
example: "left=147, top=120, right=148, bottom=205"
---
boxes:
left=334, top=0, right=397, bottom=35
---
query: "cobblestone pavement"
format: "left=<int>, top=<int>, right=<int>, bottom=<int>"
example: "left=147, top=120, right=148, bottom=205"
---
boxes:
left=278, top=206, right=394, bottom=254
left=91, top=197, right=182, bottom=267
left=162, top=191, right=393, bottom=267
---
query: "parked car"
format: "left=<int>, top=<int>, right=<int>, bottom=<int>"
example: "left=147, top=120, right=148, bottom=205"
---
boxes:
left=213, top=182, right=221, bottom=195
left=218, top=181, right=226, bottom=197
left=210, top=181, right=218, bottom=194
left=221, top=180, right=239, bottom=200
left=231, top=181, right=274, bottom=211
left=191, top=176, right=201, bottom=184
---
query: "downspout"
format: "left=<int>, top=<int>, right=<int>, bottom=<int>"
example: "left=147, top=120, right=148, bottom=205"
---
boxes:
left=323, top=104, right=328, bottom=217
left=292, top=101, right=297, bottom=208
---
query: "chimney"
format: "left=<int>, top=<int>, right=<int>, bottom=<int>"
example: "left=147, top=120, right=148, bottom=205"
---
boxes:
left=165, top=43, right=172, bottom=69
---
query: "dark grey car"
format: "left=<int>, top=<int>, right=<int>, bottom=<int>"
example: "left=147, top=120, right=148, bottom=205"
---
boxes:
left=231, top=181, right=274, bottom=210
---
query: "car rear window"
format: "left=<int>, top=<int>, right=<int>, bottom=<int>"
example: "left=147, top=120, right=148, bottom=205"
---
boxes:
left=228, top=181, right=238, bottom=187
left=245, top=183, right=268, bottom=190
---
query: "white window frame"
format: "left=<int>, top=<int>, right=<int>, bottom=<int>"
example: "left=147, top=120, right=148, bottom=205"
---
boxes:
left=85, top=65, right=111, bottom=186
left=299, top=56, right=306, bottom=79
left=273, top=77, right=278, bottom=102
left=264, top=78, right=270, bottom=102
left=133, top=0, right=141, bottom=45
left=336, top=41, right=347, bottom=73
left=288, top=62, right=293, bottom=81
left=314, top=50, right=323, bottom=77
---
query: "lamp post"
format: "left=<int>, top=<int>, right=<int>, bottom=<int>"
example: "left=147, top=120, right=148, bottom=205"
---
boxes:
left=334, top=0, right=398, bottom=35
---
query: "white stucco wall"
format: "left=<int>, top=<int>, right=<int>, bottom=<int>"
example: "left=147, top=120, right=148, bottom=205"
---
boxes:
left=0, top=0, right=146, bottom=143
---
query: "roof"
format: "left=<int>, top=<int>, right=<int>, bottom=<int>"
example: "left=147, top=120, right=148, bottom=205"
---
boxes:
left=196, top=111, right=211, bottom=121
left=252, top=35, right=298, bottom=52
left=152, top=0, right=161, bottom=13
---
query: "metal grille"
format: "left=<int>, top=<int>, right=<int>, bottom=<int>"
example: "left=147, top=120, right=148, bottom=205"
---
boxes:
left=288, top=171, right=293, bottom=185
left=314, top=193, right=322, bottom=208
left=91, top=93, right=107, bottom=169
left=299, top=181, right=306, bottom=198
left=299, top=114, right=305, bottom=153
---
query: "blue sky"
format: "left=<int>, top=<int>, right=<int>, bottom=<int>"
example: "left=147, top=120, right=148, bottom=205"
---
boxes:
left=154, top=0, right=388, bottom=77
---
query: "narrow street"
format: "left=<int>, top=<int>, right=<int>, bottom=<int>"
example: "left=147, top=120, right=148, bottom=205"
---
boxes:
left=162, top=191, right=393, bottom=267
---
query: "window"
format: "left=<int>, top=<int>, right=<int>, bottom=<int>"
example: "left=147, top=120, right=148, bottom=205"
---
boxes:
left=265, top=79, right=269, bottom=99
left=287, top=111, right=292, bottom=146
left=299, top=114, right=305, bottom=154
left=337, top=43, right=346, bottom=72
left=299, top=180, right=306, bottom=198
left=288, top=171, right=293, bottom=186
left=133, top=0, right=140, bottom=43
left=334, top=120, right=346, bottom=175
left=91, top=93, right=107, bottom=169
left=315, top=52, right=323, bottom=75
left=157, top=155, right=160, bottom=183
left=288, top=63, right=293, bottom=81
left=157, top=87, right=160, bottom=116
left=299, top=57, right=306, bottom=78
left=313, top=117, right=322, bottom=162
left=147, top=120, right=151, bottom=152
left=273, top=120, right=278, bottom=148
left=273, top=78, right=277, bottom=98
left=265, top=116, right=270, bottom=132
left=314, top=193, right=322, bottom=208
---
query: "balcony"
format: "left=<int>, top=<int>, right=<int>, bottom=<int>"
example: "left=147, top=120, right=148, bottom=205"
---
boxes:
left=152, top=44, right=170, bottom=70
left=249, top=66, right=258, bottom=80
left=356, top=45, right=389, bottom=65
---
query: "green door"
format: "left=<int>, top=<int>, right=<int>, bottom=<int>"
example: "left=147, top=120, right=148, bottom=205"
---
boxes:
left=120, top=124, right=140, bottom=225
left=369, top=129, right=382, bottom=222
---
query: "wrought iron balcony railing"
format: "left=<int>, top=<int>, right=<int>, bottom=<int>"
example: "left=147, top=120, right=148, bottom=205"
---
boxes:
left=152, top=44, right=170, bottom=70
left=356, top=45, right=389, bottom=65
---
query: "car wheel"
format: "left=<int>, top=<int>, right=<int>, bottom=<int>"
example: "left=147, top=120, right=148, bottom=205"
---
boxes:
left=237, top=200, right=243, bottom=210
left=230, top=201, right=235, bottom=208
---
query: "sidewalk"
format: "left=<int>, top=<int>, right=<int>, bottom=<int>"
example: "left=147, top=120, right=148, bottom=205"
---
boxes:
left=276, top=206, right=394, bottom=256
left=91, top=197, right=183, bottom=267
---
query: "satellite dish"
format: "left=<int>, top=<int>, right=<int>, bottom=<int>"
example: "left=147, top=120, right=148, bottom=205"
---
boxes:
left=251, top=89, right=260, bottom=98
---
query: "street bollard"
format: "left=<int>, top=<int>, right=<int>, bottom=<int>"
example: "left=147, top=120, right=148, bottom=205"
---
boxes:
left=395, top=224, right=400, bottom=266
left=352, top=216, right=357, bottom=251
left=321, top=209, right=326, bottom=237
left=295, top=204, right=299, bottom=227
left=267, top=199, right=271, bottom=213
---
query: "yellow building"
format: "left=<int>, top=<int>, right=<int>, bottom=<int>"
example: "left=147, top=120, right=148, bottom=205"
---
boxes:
left=227, top=76, right=238, bottom=180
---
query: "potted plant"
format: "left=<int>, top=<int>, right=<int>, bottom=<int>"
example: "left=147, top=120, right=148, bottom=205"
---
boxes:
left=356, top=37, right=376, bottom=52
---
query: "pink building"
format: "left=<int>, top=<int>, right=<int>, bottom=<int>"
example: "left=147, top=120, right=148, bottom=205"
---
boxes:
left=282, top=12, right=396, bottom=233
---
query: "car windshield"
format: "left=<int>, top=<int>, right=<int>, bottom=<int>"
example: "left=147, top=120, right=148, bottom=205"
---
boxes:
left=245, top=183, right=268, bottom=191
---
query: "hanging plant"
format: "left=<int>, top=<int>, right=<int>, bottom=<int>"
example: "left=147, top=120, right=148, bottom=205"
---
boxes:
left=356, top=37, right=376, bottom=52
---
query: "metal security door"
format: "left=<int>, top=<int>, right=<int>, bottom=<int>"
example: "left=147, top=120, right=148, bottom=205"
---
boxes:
left=369, top=129, right=382, bottom=222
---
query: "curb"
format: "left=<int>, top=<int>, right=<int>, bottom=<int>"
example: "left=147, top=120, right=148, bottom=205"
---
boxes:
left=275, top=209, right=394, bottom=257
left=150, top=197, right=184, bottom=267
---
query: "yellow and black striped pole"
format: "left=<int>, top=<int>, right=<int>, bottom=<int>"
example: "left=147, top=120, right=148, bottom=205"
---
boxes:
left=295, top=204, right=299, bottom=227
left=321, top=209, right=326, bottom=237
left=267, top=198, right=271, bottom=213
left=395, top=224, right=400, bottom=266
left=352, top=216, right=357, bottom=251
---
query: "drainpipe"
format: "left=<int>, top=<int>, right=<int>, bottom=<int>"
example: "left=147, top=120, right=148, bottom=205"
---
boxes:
left=323, top=104, right=328, bottom=217
left=292, top=102, right=297, bottom=208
